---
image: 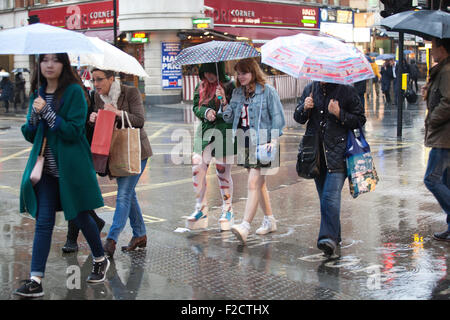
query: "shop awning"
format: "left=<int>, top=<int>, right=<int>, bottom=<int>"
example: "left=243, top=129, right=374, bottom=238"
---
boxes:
left=82, top=29, right=117, bottom=43
left=214, top=26, right=319, bottom=43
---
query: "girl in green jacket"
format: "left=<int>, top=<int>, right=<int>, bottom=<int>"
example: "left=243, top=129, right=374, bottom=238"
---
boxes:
left=14, top=53, right=107, bottom=298
left=186, top=62, right=236, bottom=231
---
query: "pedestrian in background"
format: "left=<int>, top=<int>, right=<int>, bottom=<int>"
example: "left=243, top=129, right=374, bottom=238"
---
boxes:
left=354, top=79, right=366, bottom=112
left=368, top=57, right=381, bottom=100
left=89, top=68, right=152, bottom=257
left=0, top=74, right=14, bottom=112
left=14, top=53, right=108, bottom=298
left=422, top=37, right=450, bottom=242
left=186, top=62, right=236, bottom=231
left=380, top=60, right=393, bottom=104
left=409, top=59, right=420, bottom=92
left=14, top=72, right=26, bottom=110
left=294, top=81, right=366, bottom=257
left=222, top=58, right=286, bottom=244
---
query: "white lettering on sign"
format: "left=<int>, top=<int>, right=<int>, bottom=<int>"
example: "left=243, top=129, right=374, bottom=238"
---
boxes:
left=90, top=10, right=114, bottom=20
left=302, top=8, right=316, bottom=16
left=230, top=9, right=255, bottom=18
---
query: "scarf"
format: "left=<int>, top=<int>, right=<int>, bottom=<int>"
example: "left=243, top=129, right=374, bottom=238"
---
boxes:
left=99, top=81, right=121, bottom=108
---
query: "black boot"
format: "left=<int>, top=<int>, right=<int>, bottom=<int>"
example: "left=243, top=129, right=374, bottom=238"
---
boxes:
left=62, top=220, right=79, bottom=253
left=89, top=210, right=105, bottom=233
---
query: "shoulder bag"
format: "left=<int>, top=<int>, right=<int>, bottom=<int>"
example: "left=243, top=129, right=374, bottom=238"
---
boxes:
left=30, top=137, right=47, bottom=186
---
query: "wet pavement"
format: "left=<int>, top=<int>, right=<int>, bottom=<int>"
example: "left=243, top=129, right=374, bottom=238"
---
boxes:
left=0, top=84, right=448, bottom=301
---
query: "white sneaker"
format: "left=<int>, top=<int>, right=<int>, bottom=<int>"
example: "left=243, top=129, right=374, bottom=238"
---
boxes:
left=231, top=223, right=250, bottom=244
left=218, top=211, right=234, bottom=231
left=255, top=215, right=277, bottom=235
left=186, top=209, right=208, bottom=230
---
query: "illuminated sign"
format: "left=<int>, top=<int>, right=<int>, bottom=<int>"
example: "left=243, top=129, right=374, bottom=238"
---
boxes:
left=131, top=32, right=148, bottom=43
left=193, top=18, right=213, bottom=29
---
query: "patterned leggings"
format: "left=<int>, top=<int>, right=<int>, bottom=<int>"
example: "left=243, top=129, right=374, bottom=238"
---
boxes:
left=192, top=143, right=233, bottom=213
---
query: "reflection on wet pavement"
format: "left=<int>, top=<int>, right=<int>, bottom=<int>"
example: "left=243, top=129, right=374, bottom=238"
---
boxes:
left=0, top=89, right=448, bottom=300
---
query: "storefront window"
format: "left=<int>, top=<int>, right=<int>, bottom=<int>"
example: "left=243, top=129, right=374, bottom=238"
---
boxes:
left=34, top=0, right=40, bottom=5
left=0, top=0, right=13, bottom=10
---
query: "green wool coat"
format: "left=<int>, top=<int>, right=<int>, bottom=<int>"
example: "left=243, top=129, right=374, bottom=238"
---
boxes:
left=20, top=84, right=104, bottom=221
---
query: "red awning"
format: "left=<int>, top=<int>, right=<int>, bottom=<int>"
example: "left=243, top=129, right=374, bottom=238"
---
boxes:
left=214, top=26, right=319, bottom=42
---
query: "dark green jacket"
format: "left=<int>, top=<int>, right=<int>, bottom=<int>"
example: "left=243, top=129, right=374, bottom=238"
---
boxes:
left=193, top=80, right=236, bottom=157
left=20, top=84, right=104, bottom=221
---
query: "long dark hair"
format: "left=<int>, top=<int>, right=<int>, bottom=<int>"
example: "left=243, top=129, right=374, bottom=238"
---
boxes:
left=30, top=53, right=86, bottom=102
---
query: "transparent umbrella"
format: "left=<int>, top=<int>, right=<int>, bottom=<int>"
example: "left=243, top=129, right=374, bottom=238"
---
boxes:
left=0, top=23, right=102, bottom=55
left=68, top=37, right=149, bottom=78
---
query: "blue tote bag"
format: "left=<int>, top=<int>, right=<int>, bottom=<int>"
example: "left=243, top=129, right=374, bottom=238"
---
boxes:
left=345, top=129, right=379, bottom=198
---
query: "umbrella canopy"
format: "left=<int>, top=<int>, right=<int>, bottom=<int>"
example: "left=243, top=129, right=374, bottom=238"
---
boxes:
left=0, top=23, right=102, bottom=55
left=375, top=53, right=395, bottom=60
left=173, top=41, right=260, bottom=66
left=69, top=37, right=149, bottom=78
left=261, top=33, right=374, bottom=85
left=380, top=10, right=450, bottom=39
left=11, top=68, right=30, bottom=73
left=0, top=71, right=10, bottom=77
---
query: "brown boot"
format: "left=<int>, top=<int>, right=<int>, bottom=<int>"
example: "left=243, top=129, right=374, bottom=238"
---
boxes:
left=121, top=235, right=147, bottom=252
left=103, top=238, right=116, bottom=257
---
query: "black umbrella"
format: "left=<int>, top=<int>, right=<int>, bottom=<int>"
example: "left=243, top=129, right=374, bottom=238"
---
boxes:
left=380, top=9, right=450, bottom=39
left=11, top=68, right=30, bottom=73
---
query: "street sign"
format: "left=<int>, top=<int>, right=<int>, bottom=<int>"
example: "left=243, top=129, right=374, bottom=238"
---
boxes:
left=161, top=42, right=182, bottom=90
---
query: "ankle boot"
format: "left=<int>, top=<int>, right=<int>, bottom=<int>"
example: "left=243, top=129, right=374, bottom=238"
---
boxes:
left=103, top=238, right=116, bottom=257
left=121, top=235, right=147, bottom=252
left=62, top=238, right=78, bottom=253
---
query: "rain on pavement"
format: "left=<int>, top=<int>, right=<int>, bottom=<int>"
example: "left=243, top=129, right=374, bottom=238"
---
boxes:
left=0, top=84, right=448, bottom=300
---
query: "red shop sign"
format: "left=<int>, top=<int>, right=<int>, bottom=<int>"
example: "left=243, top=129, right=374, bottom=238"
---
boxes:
left=204, top=0, right=318, bottom=29
left=29, top=0, right=118, bottom=30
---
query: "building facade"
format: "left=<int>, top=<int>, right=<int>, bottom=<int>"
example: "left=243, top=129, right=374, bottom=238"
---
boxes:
left=2, top=0, right=389, bottom=106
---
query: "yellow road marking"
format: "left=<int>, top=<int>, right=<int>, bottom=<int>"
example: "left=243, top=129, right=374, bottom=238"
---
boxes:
left=143, top=214, right=166, bottom=223
left=148, top=126, right=169, bottom=140
left=0, top=147, right=31, bottom=163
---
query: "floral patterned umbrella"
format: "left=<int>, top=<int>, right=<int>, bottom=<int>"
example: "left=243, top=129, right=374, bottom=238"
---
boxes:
left=173, top=41, right=259, bottom=66
left=261, top=33, right=374, bottom=85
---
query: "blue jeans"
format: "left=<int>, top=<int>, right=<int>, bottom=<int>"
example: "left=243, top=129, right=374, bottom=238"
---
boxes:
left=31, top=174, right=104, bottom=278
left=314, top=171, right=347, bottom=245
left=424, top=148, right=450, bottom=230
left=107, top=159, right=148, bottom=242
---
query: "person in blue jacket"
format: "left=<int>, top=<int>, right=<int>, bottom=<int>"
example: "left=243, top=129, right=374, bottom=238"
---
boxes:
left=222, top=58, right=285, bottom=244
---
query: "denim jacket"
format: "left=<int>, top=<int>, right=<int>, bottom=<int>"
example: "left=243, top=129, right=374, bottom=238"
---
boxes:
left=223, top=83, right=286, bottom=145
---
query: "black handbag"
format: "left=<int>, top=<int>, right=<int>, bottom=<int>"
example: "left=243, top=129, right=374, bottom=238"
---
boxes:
left=296, top=133, right=320, bottom=179
left=404, top=84, right=418, bottom=104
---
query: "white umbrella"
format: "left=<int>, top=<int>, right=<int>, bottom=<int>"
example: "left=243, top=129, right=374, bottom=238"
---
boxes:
left=0, top=23, right=102, bottom=55
left=69, top=37, right=149, bottom=78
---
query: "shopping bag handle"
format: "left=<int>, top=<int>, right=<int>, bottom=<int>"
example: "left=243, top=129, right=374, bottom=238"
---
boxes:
left=118, top=110, right=134, bottom=129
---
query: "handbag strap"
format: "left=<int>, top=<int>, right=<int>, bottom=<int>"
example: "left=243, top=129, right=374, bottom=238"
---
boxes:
left=40, top=137, right=47, bottom=157
left=257, top=89, right=264, bottom=146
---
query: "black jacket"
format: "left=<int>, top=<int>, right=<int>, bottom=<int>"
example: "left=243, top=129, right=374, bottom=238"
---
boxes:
left=294, top=82, right=366, bottom=173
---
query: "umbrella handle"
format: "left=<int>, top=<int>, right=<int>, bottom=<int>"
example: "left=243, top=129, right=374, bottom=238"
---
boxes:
left=215, top=62, right=223, bottom=101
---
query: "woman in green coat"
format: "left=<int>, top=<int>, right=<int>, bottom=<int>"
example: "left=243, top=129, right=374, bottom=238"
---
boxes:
left=14, top=53, right=108, bottom=298
left=187, top=62, right=236, bottom=231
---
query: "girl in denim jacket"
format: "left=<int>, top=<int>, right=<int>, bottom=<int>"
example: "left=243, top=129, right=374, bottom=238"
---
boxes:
left=222, top=58, right=285, bottom=244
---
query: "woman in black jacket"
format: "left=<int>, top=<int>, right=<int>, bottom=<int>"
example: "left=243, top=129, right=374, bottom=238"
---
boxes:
left=294, top=81, right=366, bottom=257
